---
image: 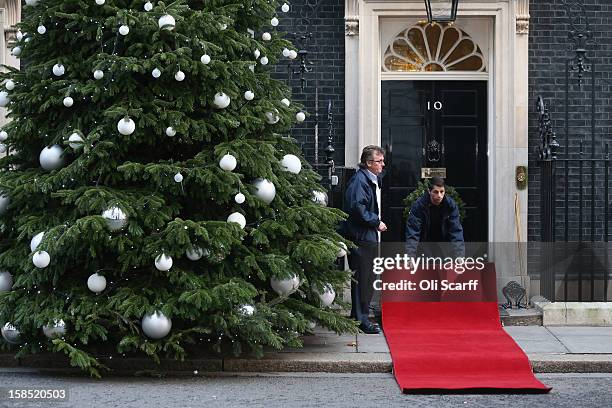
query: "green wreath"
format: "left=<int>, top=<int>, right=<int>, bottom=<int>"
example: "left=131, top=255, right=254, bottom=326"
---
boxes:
left=402, top=180, right=467, bottom=222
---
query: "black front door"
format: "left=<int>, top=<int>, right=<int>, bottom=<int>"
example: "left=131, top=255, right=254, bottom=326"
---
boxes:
left=380, top=80, right=488, bottom=243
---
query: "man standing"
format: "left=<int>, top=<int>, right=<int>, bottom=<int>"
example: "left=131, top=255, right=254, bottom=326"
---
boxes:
left=341, top=145, right=387, bottom=334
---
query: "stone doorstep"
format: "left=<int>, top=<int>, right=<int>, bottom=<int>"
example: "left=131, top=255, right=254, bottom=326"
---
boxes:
left=531, top=297, right=612, bottom=326
left=499, top=307, right=543, bottom=326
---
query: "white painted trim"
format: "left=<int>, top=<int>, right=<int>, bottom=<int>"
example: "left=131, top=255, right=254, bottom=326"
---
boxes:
left=381, top=72, right=489, bottom=81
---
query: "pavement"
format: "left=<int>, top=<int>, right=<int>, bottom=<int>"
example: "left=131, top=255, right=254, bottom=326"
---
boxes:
left=1, top=308, right=612, bottom=376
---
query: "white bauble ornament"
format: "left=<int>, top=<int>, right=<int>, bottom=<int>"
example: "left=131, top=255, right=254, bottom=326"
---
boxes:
left=155, top=253, right=173, bottom=271
left=37, top=25, right=46, bottom=35
left=173, top=172, right=183, bottom=183
left=337, top=242, right=348, bottom=258
left=316, top=284, right=336, bottom=307
left=93, top=69, right=104, bottom=80
left=102, top=206, right=128, bottom=231
left=152, top=68, right=162, bottom=78
left=282, top=3, right=290, bottom=12
left=200, top=54, right=211, bottom=64
left=307, top=321, right=317, bottom=330
left=253, top=178, right=276, bottom=204
left=186, top=246, right=208, bottom=261
left=282, top=48, right=291, bottom=57
left=239, top=304, right=255, bottom=316
left=219, top=154, right=237, bottom=171
left=52, top=64, right=65, bottom=76
left=265, top=110, right=280, bottom=124
left=0, top=194, right=9, bottom=215
left=213, top=92, right=230, bottom=109
left=0, top=131, right=7, bottom=141
left=144, top=1, right=153, bottom=11
left=39, top=145, right=65, bottom=171
left=281, top=98, right=291, bottom=107
left=63, top=96, right=74, bottom=107
left=270, top=275, right=300, bottom=296
left=5, top=80, right=15, bottom=91
left=11, top=47, right=21, bottom=57
left=33, top=250, right=50, bottom=268
left=0, top=91, right=10, bottom=107
left=158, top=14, right=176, bottom=30
left=25, top=0, right=39, bottom=6
left=87, top=273, right=107, bottom=293
left=95, top=0, right=105, bottom=4
left=30, top=231, right=45, bottom=252
left=0, top=144, right=6, bottom=154
left=227, top=212, right=246, bottom=229
left=43, top=319, right=66, bottom=338
left=288, top=50, right=298, bottom=60
left=244, top=90, right=254, bottom=101
left=117, top=117, right=135, bottom=135
left=253, top=49, right=261, bottom=59
left=262, top=32, right=271, bottom=41
left=142, top=311, right=172, bottom=339
left=220, top=23, right=227, bottom=30
left=312, top=190, right=328, bottom=206
left=174, top=70, right=185, bottom=81
left=260, top=56, right=269, bottom=65
left=119, top=25, right=130, bottom=36
left=281, top=154, right=302, bottom=174
left=271, top=17, right=279, bottom=27
left=234, top=192, right=245, bottom=204
left=68, top=133, right=84, bottom=149
left=16, top=31, right=23, bottom=41
left=165, top=127, right=176, bottom=137
left=1, top=323, right=21, bottom=344
left=0, top=271, right=13, bottom=292
left=296, top=111, right=306, bottom=122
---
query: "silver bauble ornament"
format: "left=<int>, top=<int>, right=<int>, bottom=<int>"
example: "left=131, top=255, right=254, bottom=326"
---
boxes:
left=63, top=96, right=74, bottom=107
left=0, top=193, right=9, bottom=215
left=186, top=246, right=208, bottom=261
left=119, top=25, right=130, bottom=36
left=270, top=275, right=300, bottom=296
left=288, top=50, right=298, bottom=60
left=315, top=284, right=336, bottom=307
left=87, top=273, right=107, bottom=293
left=0, top=144, right=6, bottom=154
left=152, top=68, right=162, bottom=78
left=39, top=145, right=65, bottom=171
left=219, top=154, right=237, bottom=171
left=227, top=212, right=246, bottom=229
left=144, top=1, right=153, bottom=11
left=296, top=111, right=306, bottom=122
left=52, top=64, right=65, bottom=76
left=30, top=231, right=45, bottom=252
left=158, top=14, right=176, bottom=30
left=93, top=69, right=104, bottom=80
left=234, top=192, right=245, bottom=204
left=1, top=323, right=21, bottom=344
left=37, top=25, right=46, bottom=35
left=239, top=304, right=255, bottom=316
left=142, top=311, right=172, bottom=339
left=281, top=154, right=301, bottom=174
left=260, top=56, right=269, bottom=65
left=282, top=48, right=291, bottom=57
left=200, top=54, right=211, bottom=64
left=244, top=90, right=254, bottom=101
left=102, top=206, right=128, bottom=231
left=16, top=31, right=23, bottom=41
left=117, top=117, right=136, bottom=135
left=95, top=0, right=105, bottom=4
left=262, top=32, right=271, bottom=41
left=4, top=80, right=15, bottom=91
left=312, top=190, right=328, bottom=206
left=281, top=3, right=290, bottom=12
left=265, top=110, right=280, bottom=124
left=174, top=70, right=185, bottom=81
left=68, top=133, right=84, bottom=149
left=165, top=126, right=176, bottom=137
left=271, top=17, right=279, bottom=27
left=155, top=253, right=173, bottom=271
left=0, top=91, right=10, bottom=107
left=0, top=131, right=7, bottom=141
left=253, top=178, right=276, bottom=204
left=0, top=271, right=13, bottom=292
left=213, top=92, right=231, bottom=109
left=25, top=0, right=39, bottom=6
left=173, top=172, right=183, bottom=183
left=11, top=47, right=21, bottom=57
left=33, top=250, right=50, bottom=268
left=43, top=319, right=66, bottom=338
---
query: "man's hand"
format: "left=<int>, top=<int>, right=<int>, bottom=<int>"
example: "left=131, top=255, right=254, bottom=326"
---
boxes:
left=377, top=221, right=387, bottom=232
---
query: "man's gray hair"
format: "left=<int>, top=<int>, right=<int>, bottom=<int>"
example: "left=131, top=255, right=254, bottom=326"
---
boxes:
left=359, top=145, right=385, bottom=169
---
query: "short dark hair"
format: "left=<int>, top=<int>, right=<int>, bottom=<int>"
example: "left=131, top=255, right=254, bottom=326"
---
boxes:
left=429, top=176, right=445, bottom=189
left=358, top=145, right=385, bottom=169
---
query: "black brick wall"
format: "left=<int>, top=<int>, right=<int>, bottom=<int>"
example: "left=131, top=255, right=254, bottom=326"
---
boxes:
left=272, top=0, right=346, bottom=168
left=528, top=0, right=612, bottom=242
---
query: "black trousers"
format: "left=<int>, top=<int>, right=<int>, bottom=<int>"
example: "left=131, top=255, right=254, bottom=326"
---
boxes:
left=348, top=241, right=378, bottom=320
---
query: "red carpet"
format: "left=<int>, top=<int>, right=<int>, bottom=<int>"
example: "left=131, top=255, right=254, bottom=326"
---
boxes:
left=381, top=266, right=552, bottom=393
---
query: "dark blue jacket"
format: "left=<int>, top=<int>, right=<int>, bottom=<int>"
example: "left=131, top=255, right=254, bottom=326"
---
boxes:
left=340, top=169, right=380, bottom=243
left=405, top=192, right=464, bottom=257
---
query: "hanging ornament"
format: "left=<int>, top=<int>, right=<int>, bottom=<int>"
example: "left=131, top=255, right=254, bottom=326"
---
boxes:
left=119, top=25, right=130, bottom=36
left=296, top=111, right=306, bottom=122
left=219, top=23, right=227, bottom=30
left=219, top=154, right=237, bottom=171
left=265, top=110, right=280, bottom=124
left=95, top=0, right=105, bottom=4
left=39, top=145, right=65, bottom=171
left=174, top=70, right=185, bottom=81
left=152, top=68, right=162, bottom=78
left=11, top=47, right=21, bottom=57
left=262, top=32, right=271, bottom=41
left=37, top=25, right=46, bottom=35
left=271, top=17, right=279, bottom=27
left=0, top=144, right=6, bottom=154
left=234, top=192, right=245, bottom=204
left=144, top=1, right=153, bottom=11
left=288, top=50, right=298, bottom=60
left=316, top=284, right=336, bottom=307
left=281, top=3, right=290, bottom=12
left=63, top=96, right=74, bottom=107
left=270, top=275, right=300, bottom=297
left=213, top=92, right=231, bottom=109
left=1, top=323, right=21, bottom=344
left=102, top=206, right=128, bottom=231
left=253, top=178, right=276, bottom=204
left=308, top=321, right=317, bottom=330
left=117, top=117, right=136, bottom=135
left=42, top=319, right=66, bottom=339
left=253, top=49, right=261, bottom=59
left=142, top=311, right=172, bottom=339
left=165, top=127, right=176, bottom=137
left=244, top=90, right=254, bottom=101
left=260, top=56, right=269, bottom=65
left=52, top=64, right=65, bottom=76
left=281, top=154, right=302, bottom=174
left=0, top=271, right=13, bottom=292
left=68, top=133, right=84, bottom=149
left=0, top=92, right=10, bottom=107
left=0, top=194, right=9, bottom=215
left=249, top=64, right=255, bottom=73
left=158, top=14, right=176, bottom=31
left=239, top=305, right=255, bottom=316
left=282, top=48, right=291, bottom=58
left=337, top=242, right=348, bottom=258
left=200, top=54, right=211, bottom=64
left=186, top=246, right=208, bottom=261
left=173, top=172, right=183, bottom=183
left=33, top=250, right=50, bottom=268
left=155, top=253, right=173, bottom=271
left=4, top=80, right=15, bottom=91
left=93, top=69, right=104, bottom=80
left=281, top=98, right=291, bottom=107
left=25, top=0, right=39, bottom=6
left=0, top=130, right=8, bottom=141
left=30, top=231, right=45, bottom=252
left=87, top=273, right=107, bottom=293
left=227, top=212, right=246, bottom=229
left=312, top=190, right=328, bottom=206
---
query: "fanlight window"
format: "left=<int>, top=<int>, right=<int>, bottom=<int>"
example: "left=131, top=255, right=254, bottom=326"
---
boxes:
left=383, top=22, right=486, bottom=72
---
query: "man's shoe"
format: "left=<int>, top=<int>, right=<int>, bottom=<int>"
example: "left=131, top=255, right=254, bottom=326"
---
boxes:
left=359, top=321, right=381, bottom=334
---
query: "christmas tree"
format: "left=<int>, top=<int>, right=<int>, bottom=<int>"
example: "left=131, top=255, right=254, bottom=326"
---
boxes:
left=0, top=0, right=354, bottom=377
